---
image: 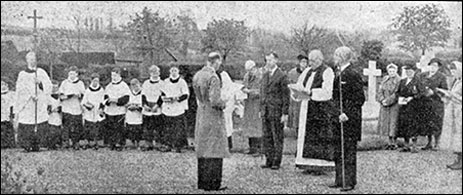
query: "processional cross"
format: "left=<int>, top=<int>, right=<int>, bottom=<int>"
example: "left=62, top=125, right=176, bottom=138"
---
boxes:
left=27, top=9, right=43, bottom=133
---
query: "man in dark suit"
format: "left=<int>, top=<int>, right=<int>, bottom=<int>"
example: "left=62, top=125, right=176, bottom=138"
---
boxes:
left=330, top=46, right=366, bottom=192
left=260, top=52, right=290, bottom=170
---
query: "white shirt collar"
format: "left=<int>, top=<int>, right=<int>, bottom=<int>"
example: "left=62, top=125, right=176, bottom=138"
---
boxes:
left=340, top=63, right=351, bottom=72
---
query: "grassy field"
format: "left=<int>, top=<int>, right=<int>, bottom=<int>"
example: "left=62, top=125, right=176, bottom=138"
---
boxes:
left=2, top=133, right=461, bottom=194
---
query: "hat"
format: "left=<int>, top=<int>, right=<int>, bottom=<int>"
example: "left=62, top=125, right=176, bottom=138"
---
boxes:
left=297, top=54, right=308, bottom=61
left=402, top=64, right=417, bottom=70
left=386, top=63, right=398, bottom=70
left=428, top=58, right=443, bottom=67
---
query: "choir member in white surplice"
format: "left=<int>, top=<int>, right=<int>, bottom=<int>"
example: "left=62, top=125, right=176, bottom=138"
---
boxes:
left=81, top=73, right=105, bottom=150
left=14, top=51, right=52, bottom=152
left=292, top=50, right=336, bottom=174
left=161, top=65, right=189, bottom=153
left=141, top=65, right=164, bottom=151
left=126, top=78, right=144, bottom=149
left=104, top=67, right=130, bottom=151
left=59, top=66, right=86, bottom=150
left=46, top=83, right=63, bottom=150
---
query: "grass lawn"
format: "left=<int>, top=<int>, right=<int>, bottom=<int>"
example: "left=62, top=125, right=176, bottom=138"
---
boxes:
left=2, top=135, right=461, bottom=194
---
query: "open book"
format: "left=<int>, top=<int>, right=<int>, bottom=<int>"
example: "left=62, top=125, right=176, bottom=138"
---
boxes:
left=288, top=83, right=311, bottom=100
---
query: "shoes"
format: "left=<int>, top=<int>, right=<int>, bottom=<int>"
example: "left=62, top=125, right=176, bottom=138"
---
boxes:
left=410, top=147, right=419, bottom=153
left=328, top=184, right=341, bottom=188
left=204, top=187, right=228, bottom=191
left=260, top=165, right=272, bottom=169
left=385, top=144, right=398, bottom=150
left=421, top=145, right=433, bottom=151
left=399, top=147, right=411, bottom=152
left=340, top=186, right=355, bottom=192
left=270, top=166, right=280, bottom=170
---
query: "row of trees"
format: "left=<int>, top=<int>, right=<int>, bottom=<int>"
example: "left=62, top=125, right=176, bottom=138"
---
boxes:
left=19, top=3, right=459, bottom=76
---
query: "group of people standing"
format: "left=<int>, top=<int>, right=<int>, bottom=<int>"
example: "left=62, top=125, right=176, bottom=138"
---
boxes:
left=1, top=51, right=190, bottom=153
left=192, top=46, right=366, bottom=191
left=376, top=58, right=462, bottom=170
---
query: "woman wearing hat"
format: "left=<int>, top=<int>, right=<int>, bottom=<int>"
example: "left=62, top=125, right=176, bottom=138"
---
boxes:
left=377, top=63, right=401, bottom=150
left=396, top=64, right=421, bottom=153
left=438, top=61, right=462, bottom=170
left=415, top=58, right=448, bottom=150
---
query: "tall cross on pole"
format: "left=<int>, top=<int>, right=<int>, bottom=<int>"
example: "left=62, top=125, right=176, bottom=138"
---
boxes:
left=27, top=9, right=43, bottom=134
left=27, top=9, right=43, bottom=51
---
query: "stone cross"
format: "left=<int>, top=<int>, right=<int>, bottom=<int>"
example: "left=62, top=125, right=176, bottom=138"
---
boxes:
left=363, top=60, right=382, bottom=103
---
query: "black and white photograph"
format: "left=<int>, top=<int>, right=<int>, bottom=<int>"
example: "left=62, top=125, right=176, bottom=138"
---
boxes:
left=1, top=1, right=462, bottom=194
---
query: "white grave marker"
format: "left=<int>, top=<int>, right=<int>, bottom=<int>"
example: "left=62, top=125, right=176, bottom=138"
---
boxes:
left=363, top=61, right=382, bottom=103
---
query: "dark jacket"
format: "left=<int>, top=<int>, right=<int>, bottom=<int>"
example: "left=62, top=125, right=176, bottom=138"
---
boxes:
left=260, top=68, right=290, bottom=119
left=332, top=64, right=366, bottom=141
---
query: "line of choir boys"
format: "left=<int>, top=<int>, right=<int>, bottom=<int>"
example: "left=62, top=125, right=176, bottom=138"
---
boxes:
left=11, top=65, right=190, bottom=152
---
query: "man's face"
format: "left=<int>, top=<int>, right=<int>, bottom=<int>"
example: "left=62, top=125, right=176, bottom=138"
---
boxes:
left=68, top=71, right=78, bottom=81
left=333, top=53, right=342, bottom=66
left=406, top=69, right=415, bottom=78
left=212, top=58, right=222, bottom=70
left=299, top=59, right=308, bottom=69
left=265, top=55, right=277, bottom=69
left=111, top=72, right=121, bottom=82
left=26, top=53, right=37, bottom=70
left=309, top=56, right=322, bottom=69
left=170, top=67, right=180, bottom=79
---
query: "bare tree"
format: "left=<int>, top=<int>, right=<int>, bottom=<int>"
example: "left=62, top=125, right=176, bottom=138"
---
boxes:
left=289, top=22, right=329, bottom=56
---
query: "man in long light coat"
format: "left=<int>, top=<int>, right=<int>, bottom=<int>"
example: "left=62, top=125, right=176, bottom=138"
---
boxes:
left=192, top=52, right=230, bottom=191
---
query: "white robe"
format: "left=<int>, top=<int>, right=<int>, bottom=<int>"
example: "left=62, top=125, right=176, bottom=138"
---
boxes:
left=220, top=71, right=247, bottom=137
left=104, top=81, right=130, bottom=116
left=59, top=79, right=86, bottom=115
left=14, top=68, right=52, bottom=125
left=48, top=96, right=62, bottom=126
left=141, top=79, right=163, bottom=116
left=1, top=91, right=14, bottom=122
left=126, top=91, right=143, bottom=125
left=292, top=67, right=335, bottom=169
left=81, top=86, right=105, bottom=122
left=161, top=78, right=189, bottom=117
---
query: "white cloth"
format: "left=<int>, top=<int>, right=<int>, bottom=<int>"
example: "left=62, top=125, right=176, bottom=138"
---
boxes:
left=81, top=87, right=105, bottom=122
left=294, top=67, right=335, bottom=168
left=141, top=79, right=163, bottom=116
left=48, top=96, right=62, bottom=126
left=14, top=68, right=52, bottom=124
left=59, top=79, right=86, bottom=115
left=220, top=71, right=247, bottom=137
left=104, top=81, right=130, bottom=116
left=340, top=63, right=351, bottom=72
left=161, top=78, right=189, bottom=117
left=125, top=91, right=143, bottom=125
left=1, top=91, right=14, bottom=122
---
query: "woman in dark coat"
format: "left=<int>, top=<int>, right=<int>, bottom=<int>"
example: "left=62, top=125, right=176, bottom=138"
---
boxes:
left=415, top=58, right=448, bottom=150
left=396, top=65, right=423, bottom=153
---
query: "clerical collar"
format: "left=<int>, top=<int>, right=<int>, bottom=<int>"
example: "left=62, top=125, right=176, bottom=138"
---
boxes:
left=89, top=85, right=101, bottom=91
left=131, top=89, right=141, bottom=96
left=340, top=63, right=351, bottom=72
left=150, top=78, right=160, bottom=84
left=112, top=78, right=122, bottom=85
left=170, top=77, right=180, bottom=83
left=1, top=90, right=8, bottom=95
left=296, top=67, right=303, bottom=74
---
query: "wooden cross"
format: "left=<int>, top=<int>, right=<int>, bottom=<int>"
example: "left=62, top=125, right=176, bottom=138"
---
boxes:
left=363, top=60, right=382, bottom=103
left=27, top=9, right=43, bottom=50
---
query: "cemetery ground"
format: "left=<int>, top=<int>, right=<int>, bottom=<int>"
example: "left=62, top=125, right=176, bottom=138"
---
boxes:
left=1, top=123, right=462, bottom=194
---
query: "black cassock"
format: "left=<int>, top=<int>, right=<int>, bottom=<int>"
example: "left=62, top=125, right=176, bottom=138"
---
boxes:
left=332, top=64, right=365, bottom=188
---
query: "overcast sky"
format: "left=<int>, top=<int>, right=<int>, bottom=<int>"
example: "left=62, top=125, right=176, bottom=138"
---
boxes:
left=1, top=1, right=462, bottom=34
